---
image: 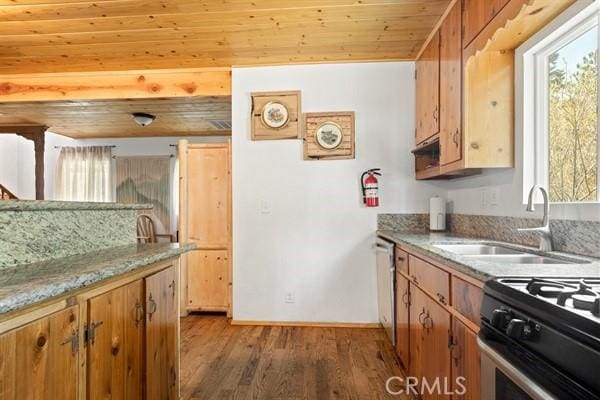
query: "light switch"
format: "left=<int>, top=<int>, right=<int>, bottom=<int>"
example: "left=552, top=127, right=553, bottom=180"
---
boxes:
left=260, top=200, right=272, bottom=214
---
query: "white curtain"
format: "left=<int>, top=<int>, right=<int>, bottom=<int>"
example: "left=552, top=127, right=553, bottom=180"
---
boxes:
left=54, top=146, right=114, bottom=202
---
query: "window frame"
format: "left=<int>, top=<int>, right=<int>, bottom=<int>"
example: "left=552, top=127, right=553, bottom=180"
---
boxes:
left=519, top=0, right=599, bottom=205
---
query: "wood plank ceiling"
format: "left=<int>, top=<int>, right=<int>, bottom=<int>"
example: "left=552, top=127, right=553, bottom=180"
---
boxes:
left=0, top=97, right=232, bottom=137
left=0, top=0, right=451, bottom=74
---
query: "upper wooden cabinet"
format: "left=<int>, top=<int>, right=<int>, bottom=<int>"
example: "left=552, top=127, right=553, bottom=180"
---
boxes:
left=415, top=31, right=440, bottom=145
left=0, top=306, right=79, bottom=400
left=462, top=0, right=510, bottom=47
left=414, top=0, right=575, bottom=179
left=440, top=0, right=463, bottom=167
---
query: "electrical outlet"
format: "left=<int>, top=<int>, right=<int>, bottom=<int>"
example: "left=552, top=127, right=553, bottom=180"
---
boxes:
left=480, top=189, right=488, bottom=209
left=489, top=188, right=499, bottom=206
left=260, top=200, right=272, bottom=214
left=284, top=292, right=295, bottom=304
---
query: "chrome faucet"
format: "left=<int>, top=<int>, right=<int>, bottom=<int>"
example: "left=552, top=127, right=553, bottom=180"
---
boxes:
left=518, top=185, right=553, bottom=251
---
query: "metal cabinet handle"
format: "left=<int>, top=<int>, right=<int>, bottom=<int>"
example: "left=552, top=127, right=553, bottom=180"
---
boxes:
left=169, top=279, right=176, bottom=298
left=452, top=129, right=459, bottom=146
left=60, top=330, right=79, bottom=356
left=402, top=290, right=411, bottom=308
left=148, top=294, right=157, bottom=321
left=450, top=338, right=461, bottom=367
left=134, top=300, right=144, bottom=326
left=423, top=315, right=434, bottom=331
left=418, top=308, right=427, bottom=324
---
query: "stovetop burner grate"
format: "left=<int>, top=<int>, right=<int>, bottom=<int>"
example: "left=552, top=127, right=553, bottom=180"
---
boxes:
left=524, top=278, right=600, bottom=317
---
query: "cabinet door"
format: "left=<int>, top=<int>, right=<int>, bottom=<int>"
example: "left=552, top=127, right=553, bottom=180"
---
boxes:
left=395, top=274, right=410, bottom=371
left=451, top=318, right=480, bottom=400
left=411, top=287, right=452, bottom=400
left=87, top=280, right=144, bottom=400
left=463, top=0, right=510, bottom=47
left=440, top=0, right=463, bottom=166
left=146, top=266, right=179, bottom=400
left=0, top=306, right=79, bottom=400
left=187, top=145, right=230, bottom=248
left=187, top=249, right=230, bottom=310
left=415, top=31, right=440, bottom=145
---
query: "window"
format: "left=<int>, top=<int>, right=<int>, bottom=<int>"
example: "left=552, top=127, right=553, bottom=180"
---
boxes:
left=524, top=1, right=600, bottom=204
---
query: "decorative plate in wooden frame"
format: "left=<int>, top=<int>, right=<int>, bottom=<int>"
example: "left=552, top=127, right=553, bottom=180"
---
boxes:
left=303, top=112, right=355, bottom=160
left=251, top=91, right=301, bottom=140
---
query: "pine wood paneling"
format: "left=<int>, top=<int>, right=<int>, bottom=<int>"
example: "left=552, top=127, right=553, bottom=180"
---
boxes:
left=0, top=1, right=452, bottom=73
left=395, top=273, right=410, bottom=372
left=451, top=317, right=480, bottom=400
left=0, top=97, right=231, bottom=138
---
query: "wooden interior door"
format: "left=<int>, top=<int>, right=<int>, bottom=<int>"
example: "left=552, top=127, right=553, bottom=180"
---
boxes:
left=440, top=0, right=463, bottom=166
left=0, top=306, right=79, bottom=400
left=146, top=266, right=179, bottom=400
left=462, top=0, right=510, bottom=47
left=187, top=144, right=230, bottom=248
left=415, top=31, right=441, bottom=145
left=187, top=249, right=230, bottom=310
left=87, top=280, right=144, bottom=400
left=395, top=274, right=410, bottom=371
left=451, top=317, right=481, bottom=400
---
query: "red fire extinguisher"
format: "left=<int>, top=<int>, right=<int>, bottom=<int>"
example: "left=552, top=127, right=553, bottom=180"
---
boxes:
left=361, top=168, right=381, bottom=207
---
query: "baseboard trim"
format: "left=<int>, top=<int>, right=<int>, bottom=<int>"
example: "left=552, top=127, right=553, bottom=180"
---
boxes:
left=230, top=320, right=382, bottom=329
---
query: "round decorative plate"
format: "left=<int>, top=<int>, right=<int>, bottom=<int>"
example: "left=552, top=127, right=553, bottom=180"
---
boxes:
left=315, top=122, right=343, bottom=150
left=260, top=101, right=289, bottom=129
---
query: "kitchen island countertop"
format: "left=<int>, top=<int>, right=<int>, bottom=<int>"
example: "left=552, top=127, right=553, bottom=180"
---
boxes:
left=0, top=242, right=195, bottom=316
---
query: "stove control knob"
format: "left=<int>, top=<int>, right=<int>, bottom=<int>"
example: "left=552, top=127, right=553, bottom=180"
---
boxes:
left=491, top=309, right=510, bottom=329
left=506, top=319, right=531, bottom=340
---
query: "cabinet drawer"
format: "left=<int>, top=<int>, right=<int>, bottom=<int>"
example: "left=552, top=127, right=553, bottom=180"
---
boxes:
left=395, top=247, right=409, bottom=275
left=452, top=277, right=483, bottom=326
left=408, top=255, right=450, bottom=305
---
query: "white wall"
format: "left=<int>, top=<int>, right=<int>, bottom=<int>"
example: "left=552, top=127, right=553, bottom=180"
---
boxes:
left=232, top=63, right=445, bottom=323
left=0, top=134, right=35, bottom=199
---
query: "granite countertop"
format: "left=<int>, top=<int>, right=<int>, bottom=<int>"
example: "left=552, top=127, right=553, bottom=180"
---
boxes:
left=0, top=242, right=195, bottom=315
left=377, top=230, right=600, bottom=282
left=0, top=200, right=153, bottom=211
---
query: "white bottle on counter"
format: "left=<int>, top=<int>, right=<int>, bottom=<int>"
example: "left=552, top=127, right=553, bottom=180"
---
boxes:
left=430, top=196, right=446, bottom=232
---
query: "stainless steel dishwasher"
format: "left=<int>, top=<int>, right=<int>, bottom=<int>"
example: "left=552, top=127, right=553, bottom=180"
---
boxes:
left=374, top=237, right=395, bottom=345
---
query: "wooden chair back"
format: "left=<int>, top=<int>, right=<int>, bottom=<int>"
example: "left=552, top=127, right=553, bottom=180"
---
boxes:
left=137, top=214, right=157, bottom=244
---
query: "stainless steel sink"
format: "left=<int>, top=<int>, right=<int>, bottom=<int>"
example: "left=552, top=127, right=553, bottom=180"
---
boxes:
left=465, top=254, right=574, bottom=264
left=433, top=243, right=523, bottom=255
left=432, top=243, right=584, bottom=264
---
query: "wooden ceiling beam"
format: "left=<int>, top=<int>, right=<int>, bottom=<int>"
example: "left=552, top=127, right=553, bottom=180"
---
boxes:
left=0, top=68, right=231, bottom=102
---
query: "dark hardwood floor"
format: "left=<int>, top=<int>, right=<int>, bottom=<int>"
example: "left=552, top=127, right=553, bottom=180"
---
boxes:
left=180, top=315, right=408, bottom=400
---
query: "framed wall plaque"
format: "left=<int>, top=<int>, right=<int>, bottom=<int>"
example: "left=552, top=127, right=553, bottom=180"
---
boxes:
left=251, top=91, right=301, bottom=140
left=303, top=112, right=355, bottom=160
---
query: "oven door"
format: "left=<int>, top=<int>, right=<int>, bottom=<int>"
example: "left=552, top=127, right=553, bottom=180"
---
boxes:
left=478, top=338, right=557, bottom=400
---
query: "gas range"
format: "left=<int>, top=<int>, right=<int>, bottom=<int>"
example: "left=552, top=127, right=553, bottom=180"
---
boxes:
left=479, top=277, right=600, bottom=400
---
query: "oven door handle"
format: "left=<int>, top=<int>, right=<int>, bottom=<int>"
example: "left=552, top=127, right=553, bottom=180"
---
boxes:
left=477, top=337, right=558, bottom=400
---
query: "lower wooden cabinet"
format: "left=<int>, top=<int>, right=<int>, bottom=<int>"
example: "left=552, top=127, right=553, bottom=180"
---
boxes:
left=0, top=261, right=179, bottom=400
left=450, top=317, right=481, bottom=400
left=395, top=273, right=410, bottom=371
left=87, top=280, right=144, bottom=400
left=146, top=266, right=179, bottom=400
left=394, top=247, right=482, bottom=399
left=0, top=306, right=79, bottom=400
left=410, top=286, right=451, bottom=400
left=187, top=249, right=230, bottom=311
